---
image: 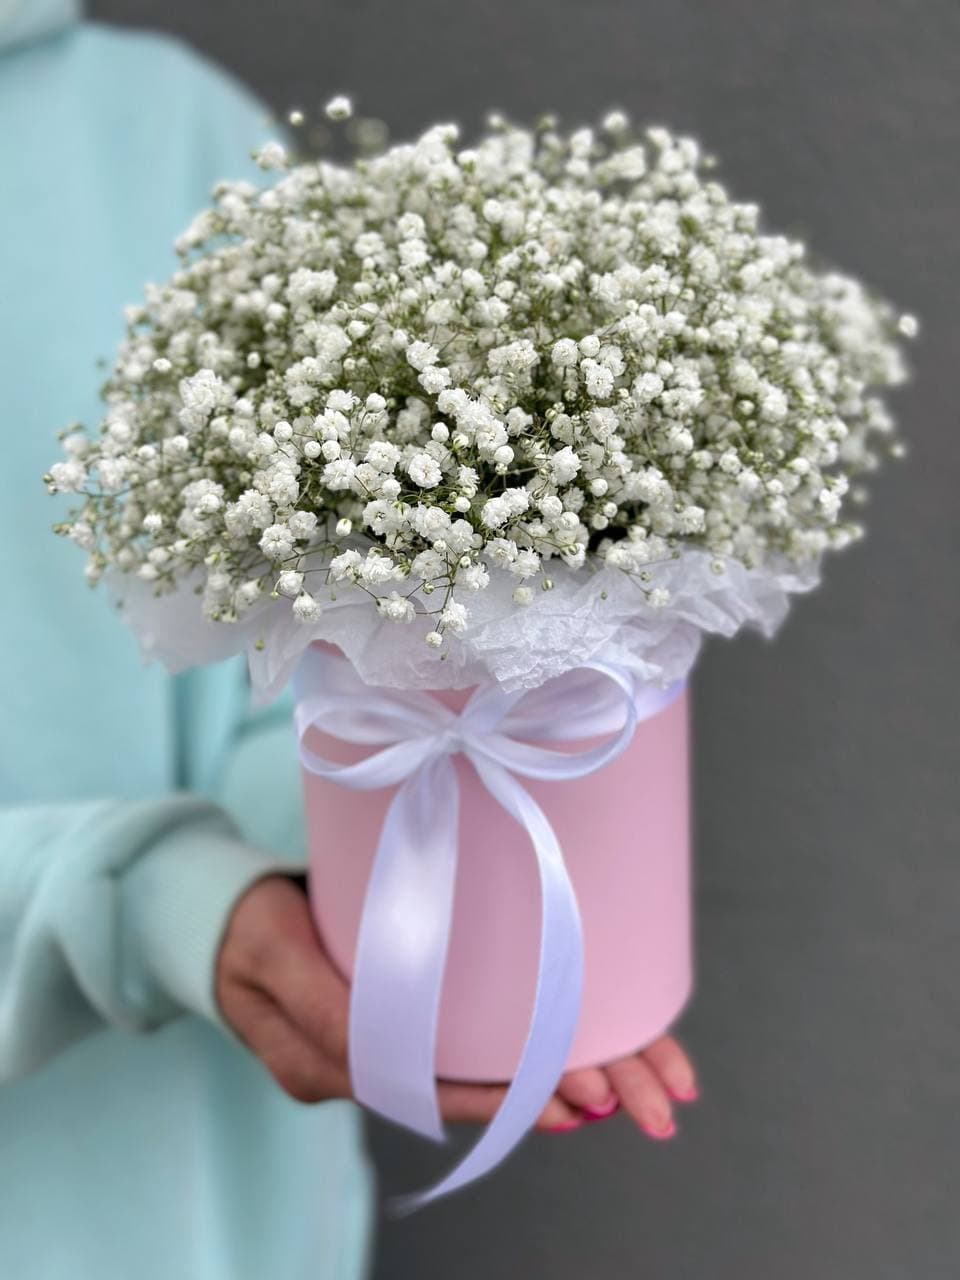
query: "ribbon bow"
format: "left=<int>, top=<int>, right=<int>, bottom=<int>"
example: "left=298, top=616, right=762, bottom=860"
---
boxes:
left=293, top=644, right=681, bottom=1210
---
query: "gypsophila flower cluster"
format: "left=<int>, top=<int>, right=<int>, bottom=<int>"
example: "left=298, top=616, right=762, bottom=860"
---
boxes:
left=48, top=112, right=913, bottom=643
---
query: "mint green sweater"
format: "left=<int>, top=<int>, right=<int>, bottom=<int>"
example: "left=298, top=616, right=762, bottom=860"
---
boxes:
left=0, top=4, right=372, bottom=1276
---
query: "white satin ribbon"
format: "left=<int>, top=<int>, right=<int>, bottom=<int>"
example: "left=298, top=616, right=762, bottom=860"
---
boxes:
left=293, top=644, right=682, bottom=1209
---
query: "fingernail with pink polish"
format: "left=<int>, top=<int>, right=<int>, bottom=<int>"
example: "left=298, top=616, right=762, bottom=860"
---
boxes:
left=671, top=1083, right=699, bottom=1103
left=583, top=1097, right=619, bottom=1122
left=643, top=1119, right=676, bottom=1140
left=544, top=1120, right=583, bottom=1134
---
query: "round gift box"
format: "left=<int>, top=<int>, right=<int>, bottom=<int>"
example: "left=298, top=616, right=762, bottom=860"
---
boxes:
left=301, top=644, right=693, bottom=1082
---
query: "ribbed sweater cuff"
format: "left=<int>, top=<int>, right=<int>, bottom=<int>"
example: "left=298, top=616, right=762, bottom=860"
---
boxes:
left=124, top=823, right=304, bottom=1028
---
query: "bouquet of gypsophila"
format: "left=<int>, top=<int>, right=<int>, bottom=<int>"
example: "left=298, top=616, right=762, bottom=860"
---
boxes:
left=45, top=104, right=915, bottom=1208
left=47, top=105, right=912, bottom=698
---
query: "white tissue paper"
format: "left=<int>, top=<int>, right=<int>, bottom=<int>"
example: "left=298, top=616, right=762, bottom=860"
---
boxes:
left=113, top=548, right=819, bottom=705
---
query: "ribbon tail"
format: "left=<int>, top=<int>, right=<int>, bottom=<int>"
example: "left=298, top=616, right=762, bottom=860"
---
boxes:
left=394, top=756, right=583, bottom=1212
left=348, top=752, right=459, bottom=1144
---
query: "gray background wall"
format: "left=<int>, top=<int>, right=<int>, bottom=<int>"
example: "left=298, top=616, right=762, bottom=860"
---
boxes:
left=88, top=1, right=959, bottom=1275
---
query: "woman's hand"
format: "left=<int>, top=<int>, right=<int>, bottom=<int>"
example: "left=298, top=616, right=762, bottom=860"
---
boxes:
left=216, top=874, right=698, bottom=1135
left=547, top=1039, right=697, bottom=1136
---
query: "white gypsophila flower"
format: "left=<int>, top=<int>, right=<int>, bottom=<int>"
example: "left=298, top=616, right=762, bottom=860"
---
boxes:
left=407, top=452, right=443, bottom=488
left=277, top=569, right=304, bottom=597
left=68, top=521, right=95, bottom=549
left=551, top=338, right=580, bottom=367
left=357, top=551, right=400, bottom=585
left=602, top=109, right=629, bottom=134
left=329, top=549, right=362, bottom=580
left=292, top=591, right=320, bottom=620
left=259, top=524, right=295, bottom=560
left=405, top=340, right=439, bottom=371
left=50, top=112, right=910, bottom=632
left=255, top=141, right=288, bottom=171
left=325, top=95, right=353, bottom=121
left=439, top=599, right=469, bottom=632
left=549, top=447, right=582, bottom=484
left=236, top=579, right=262, bottom=608
left=48, top=460, right=86, bottom=492
left=461, top=563, right=490, bottom=591
left=378, top=591, right=416, bottom=623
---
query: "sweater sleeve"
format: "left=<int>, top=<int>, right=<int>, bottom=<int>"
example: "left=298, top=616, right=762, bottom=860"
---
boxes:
left=0, top=793, right=301, bottom=1084
left=0, top=52, right=298, bottom=1084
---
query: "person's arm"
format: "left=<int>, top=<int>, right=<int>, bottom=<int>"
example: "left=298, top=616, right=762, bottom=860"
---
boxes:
left=0, top=792, right=299, bottom=1082
left=0, top=45, right=292, bottom=1086
left=0, top=641, right=311, bottom=1085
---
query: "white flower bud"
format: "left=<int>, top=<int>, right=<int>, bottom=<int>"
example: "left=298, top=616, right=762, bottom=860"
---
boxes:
left=292, top=591, right=321, bottom=620
left=325, top=95, right=353, bottom=121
